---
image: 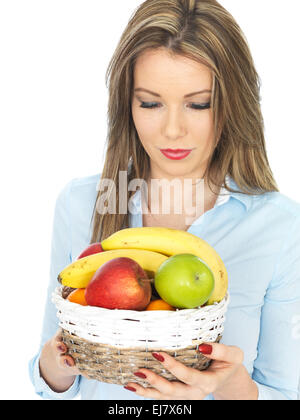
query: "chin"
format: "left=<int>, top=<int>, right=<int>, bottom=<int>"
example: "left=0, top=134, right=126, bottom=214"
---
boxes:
left=159, top=157, right=198, bottom=173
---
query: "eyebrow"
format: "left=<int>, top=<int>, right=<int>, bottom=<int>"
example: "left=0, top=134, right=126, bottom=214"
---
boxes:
left=134, top=88, right=212, bottom=98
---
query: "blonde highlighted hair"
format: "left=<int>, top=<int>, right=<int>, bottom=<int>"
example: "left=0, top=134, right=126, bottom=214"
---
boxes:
left=90, top=0, right=278, bottom=243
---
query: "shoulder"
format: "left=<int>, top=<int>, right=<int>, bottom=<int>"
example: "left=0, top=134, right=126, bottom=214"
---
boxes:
left=228, top=177, right=300, bottom=222
left=55, top=173, right=101, bottom=217
left=231, top=189, right=300, bottom=246
left=248, top=190, right=300, bottom=234
left=257, top=190, right=300, bottom=220
left=58, top=173, right=101, bottom=200
left=55, top=174, right=102, bottom=253
left=68, top=173, right=101, bottom=193
left=260, top=193, right=300, bottom=290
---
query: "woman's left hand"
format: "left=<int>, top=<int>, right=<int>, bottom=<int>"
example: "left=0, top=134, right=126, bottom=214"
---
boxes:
left=124, top=343, right=245, bottom=400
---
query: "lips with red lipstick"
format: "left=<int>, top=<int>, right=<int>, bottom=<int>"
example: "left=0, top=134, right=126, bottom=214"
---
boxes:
left=160, top=149, right=193, bottom=160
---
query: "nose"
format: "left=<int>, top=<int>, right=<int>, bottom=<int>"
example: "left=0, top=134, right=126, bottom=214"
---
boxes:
left=162, top=107, right=187, bottom=140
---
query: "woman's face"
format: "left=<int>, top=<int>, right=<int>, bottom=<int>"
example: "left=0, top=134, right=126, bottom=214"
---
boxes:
left=131, top=48, right=215, bottom=180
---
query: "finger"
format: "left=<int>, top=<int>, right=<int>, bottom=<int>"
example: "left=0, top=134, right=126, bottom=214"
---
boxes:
left=57, top=354, right=81, bottom=376
left=57, top=354, right=74, bottom=369
left=52, top=329, right=69, bottom=356
left=56, top=342, right=67, bottom=354
left=55, top=340, right=84, bottom=377
left=134, top=369, right=189, bottom=398
left=125, top=382, right=198, bottom=400
left=151, top=352, right=203, bottom=388
left=54, top=328, right=63, bottom=343
left=124, top=382, right=167, bottom=400
left=198, top=343, right=244, bottom=364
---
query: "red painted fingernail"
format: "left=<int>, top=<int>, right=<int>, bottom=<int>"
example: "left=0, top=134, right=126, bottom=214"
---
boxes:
left=124, top=385, right=136, bottom=392
left=152, top=352, right=165, bottom=362
left=58, top=345, right=65, bottom=352
left=64, top=358, right=73, bottom=367
left=198, top=344, right=213, bottom=355
left=134, top=372, right=147, bottom=379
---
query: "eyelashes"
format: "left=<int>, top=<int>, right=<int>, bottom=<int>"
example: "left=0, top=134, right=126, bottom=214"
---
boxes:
left=139, top=101, right=211, bottom=111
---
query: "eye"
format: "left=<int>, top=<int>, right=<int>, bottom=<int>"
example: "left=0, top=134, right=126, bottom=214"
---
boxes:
left=190, top=102, right=211, bottom=110
left=139, top=102, right=160, bottom=109
left=139, top=101, right=211, bottom=110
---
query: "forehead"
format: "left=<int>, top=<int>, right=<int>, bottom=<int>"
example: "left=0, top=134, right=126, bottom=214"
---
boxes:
left=133, top=48, right=212, bottom=93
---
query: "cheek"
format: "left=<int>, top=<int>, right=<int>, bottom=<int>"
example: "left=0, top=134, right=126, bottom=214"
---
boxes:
left=132, top=109, right=159, bottom=145
left=189, top=112, right=215, bottom=148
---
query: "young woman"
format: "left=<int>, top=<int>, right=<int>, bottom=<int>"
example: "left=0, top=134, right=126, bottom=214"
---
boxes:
left=29, top=0, right=300, bottom=400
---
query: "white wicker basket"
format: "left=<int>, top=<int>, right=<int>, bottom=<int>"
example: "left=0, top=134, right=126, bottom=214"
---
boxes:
left=52, top=286, right=229, bottom=385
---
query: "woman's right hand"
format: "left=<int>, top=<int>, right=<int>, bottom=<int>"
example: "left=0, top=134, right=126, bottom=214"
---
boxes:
left=39, top=329, right=82, bottom=393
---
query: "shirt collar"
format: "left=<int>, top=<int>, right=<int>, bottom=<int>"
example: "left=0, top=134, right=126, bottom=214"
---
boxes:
left=227, top=176, right=253, bottom=211
left=129, top=175, right=253, bottom=214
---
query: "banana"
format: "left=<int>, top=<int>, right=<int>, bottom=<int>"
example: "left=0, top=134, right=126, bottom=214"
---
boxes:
left=58, top=248, right=168, bottom=289
left=101, top=227, right=228, bottom=304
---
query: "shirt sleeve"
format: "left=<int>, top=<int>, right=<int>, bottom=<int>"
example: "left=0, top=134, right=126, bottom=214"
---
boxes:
left=28, top=179, right=81, bottom=400
left=252, top=215, right=300, bottom=400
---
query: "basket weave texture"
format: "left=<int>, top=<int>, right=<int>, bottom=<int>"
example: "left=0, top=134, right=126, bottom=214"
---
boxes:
left=52, top=286, right=229, bottom=387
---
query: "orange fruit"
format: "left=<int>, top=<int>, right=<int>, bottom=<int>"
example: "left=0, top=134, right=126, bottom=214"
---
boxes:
left=67, top=288, right=88, bottom=306
left=145, top=299, right=176, bottom=311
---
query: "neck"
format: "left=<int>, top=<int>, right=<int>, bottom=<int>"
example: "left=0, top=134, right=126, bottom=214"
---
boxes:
left=142, top=169, right=221, bottom=219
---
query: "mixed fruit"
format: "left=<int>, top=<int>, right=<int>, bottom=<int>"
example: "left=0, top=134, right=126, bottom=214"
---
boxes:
left=58, top=227, right=228, bottom=311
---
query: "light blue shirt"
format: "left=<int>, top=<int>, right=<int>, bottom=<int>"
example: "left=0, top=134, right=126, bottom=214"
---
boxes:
left=29, top=173, right=300, bottom=400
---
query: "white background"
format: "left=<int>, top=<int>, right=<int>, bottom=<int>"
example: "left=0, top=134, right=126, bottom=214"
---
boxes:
left=0, top=0, right=299, bottom=400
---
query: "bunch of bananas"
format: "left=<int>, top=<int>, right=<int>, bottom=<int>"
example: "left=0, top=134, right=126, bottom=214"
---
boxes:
left=58, top=227, right=228, bottom=305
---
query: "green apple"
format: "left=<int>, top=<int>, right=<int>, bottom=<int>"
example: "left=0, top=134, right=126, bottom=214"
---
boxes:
left=154, top=253, right=215, bottom=309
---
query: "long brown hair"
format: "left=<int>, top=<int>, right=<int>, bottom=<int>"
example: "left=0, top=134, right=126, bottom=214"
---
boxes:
left=90, top=0, right=279, bottom=243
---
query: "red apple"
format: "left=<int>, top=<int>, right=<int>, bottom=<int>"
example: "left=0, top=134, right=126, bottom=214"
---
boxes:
left=77, top=243, right=103, bottom=260
left=85, top=257, right=152, bottom=310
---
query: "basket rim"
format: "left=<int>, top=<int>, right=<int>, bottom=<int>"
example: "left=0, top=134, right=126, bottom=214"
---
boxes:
left=52, top=286, right=230, bottom=349
left=52, top=285, right=230, bottom=319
